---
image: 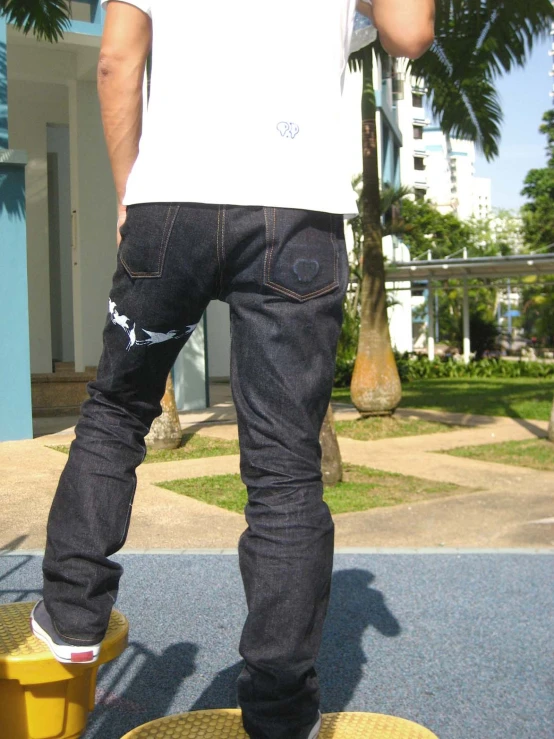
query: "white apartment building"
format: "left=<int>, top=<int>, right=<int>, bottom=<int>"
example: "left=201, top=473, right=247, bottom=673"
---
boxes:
left=472, top=177, right=492, bottom=221
left=423, top=127, right=492, bottom=221
left=394, top=66, right=430, bottom=199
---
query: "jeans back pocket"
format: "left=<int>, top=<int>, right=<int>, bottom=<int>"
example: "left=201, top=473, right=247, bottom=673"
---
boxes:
left=119, top=203, right=181, bottom=279
left=263, top=207, right=341, bottom=302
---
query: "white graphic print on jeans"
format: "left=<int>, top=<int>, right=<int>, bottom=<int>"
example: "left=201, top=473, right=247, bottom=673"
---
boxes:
left=108, top=299, right=197, bottom=351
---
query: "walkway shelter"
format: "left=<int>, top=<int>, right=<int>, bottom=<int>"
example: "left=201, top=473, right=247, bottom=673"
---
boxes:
left=386, top=252, right=554, bottom=361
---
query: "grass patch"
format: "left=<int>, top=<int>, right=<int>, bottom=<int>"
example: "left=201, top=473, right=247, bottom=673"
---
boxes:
left=335, top=416, right=459, bottom=441
left=332, top=377, right=554, bottom=421
left=48, top=433, right=239, bottom=464
left=157, top=464, right=470, bottom=515
left=444, top=438, right=554, bottom=472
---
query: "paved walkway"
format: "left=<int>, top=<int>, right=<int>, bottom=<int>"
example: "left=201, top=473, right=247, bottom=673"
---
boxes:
left=2, top=394, right=553, bottom=551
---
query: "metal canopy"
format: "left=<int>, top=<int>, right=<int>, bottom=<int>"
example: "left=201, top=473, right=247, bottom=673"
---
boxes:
left=384, top=251, right=554, bottom=364
left=386, top=253, right=554, bottom=282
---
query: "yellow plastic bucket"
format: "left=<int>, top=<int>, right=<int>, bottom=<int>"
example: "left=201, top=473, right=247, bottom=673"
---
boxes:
left=0, top=601, right=128, bottom=739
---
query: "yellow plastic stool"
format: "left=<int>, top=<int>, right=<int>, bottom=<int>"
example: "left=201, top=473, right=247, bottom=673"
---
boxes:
left=0, top=601, right=129, bottom=739
left=121, top=709, right=439, bottom=738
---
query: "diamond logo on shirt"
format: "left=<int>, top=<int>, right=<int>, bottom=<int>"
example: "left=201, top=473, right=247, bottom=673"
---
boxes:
left=277, top=122, right=300, bottom=139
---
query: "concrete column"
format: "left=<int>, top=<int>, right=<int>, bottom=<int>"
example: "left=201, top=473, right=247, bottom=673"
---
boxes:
left=69, top=80, right=117, bottom=371
left=207, top=301, right=231, bottom=380
left=427, top=281, right=435, bottom=361
left=173, top=314, right=209, bottom=411
left=0, top=151, right=33, bottom=440
left=462, top=248, right=470, bottom=363
left=8, top=77, right=70, bottom=374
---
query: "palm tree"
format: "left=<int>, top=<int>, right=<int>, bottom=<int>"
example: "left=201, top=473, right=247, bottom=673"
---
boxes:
left=0, top=0, right=71, bottom=41
left=350, top=0, right=554, bottom=416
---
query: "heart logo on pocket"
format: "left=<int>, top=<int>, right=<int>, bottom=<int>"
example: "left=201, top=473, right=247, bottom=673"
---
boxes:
left=293, top=258, right=320, bottom=283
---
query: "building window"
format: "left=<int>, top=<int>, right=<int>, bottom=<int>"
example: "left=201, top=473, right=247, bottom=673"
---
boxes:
left=414, top=188, right=426, bottom=200
left=412, top=93, right=424, bottom=108
left=393, top=77, right=405, bottom=101
left=414, top=156, right=425, bottom=171
left=413, top=125, right=423, bottom=140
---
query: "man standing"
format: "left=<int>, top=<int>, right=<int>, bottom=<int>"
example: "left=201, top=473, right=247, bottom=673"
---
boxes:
left=31, top=2, right=434, bottom=737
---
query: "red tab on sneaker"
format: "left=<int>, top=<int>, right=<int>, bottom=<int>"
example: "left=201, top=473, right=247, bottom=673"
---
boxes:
left=71, top=651, right=94, bottom=663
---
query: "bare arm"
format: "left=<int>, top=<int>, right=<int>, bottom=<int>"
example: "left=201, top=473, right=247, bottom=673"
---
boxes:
left=356, top=0, right=435, bottom=59
left=98, top=1, right=152, bottom=242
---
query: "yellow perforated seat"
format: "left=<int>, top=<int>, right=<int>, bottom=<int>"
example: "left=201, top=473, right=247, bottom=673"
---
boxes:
left=0, top=601, right=128, bottom=739
left=121, top=709, right=439, bottom=738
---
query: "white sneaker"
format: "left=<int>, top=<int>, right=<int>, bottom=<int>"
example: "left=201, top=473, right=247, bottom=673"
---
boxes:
left=30, top=600, right=102, bottom=664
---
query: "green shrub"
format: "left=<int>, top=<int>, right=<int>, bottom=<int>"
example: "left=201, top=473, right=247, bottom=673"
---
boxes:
left=394, top=353, right=554, bottom=382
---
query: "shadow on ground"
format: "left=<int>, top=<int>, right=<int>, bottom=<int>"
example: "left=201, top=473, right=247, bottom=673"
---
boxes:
left=83, top=569, right=400, bottom=737
left=400, top=378, right=553, bottom=436
left=0, top=536, right=42, bottom=602
left=87, top=641, right=199, bottom=737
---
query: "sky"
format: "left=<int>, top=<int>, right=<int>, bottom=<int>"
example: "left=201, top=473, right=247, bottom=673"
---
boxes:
left=474, top=34, right=553, bottom=212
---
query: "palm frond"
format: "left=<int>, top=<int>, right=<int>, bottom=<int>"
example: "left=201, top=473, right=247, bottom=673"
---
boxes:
left=419, top=51, right=503, bottom=159
left=0, top=0, right=71, bottom=43
left=408, top=0, right=553, bottom=160
left=380, top=185, right=413, bottom=216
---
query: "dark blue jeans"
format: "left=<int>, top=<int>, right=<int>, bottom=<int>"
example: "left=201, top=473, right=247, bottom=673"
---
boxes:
left=42, top=202, right=348, bottom=739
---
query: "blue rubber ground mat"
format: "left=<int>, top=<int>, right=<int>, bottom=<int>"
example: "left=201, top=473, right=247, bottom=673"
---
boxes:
left=1, top=551, right=552, bottom=739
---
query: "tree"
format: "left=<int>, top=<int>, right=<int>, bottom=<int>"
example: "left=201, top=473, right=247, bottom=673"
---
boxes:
left=0, top=0, right=71, bottom=41
left=521, top=283, right=554, bottom=346
left=146, top=373, right=183, bottom=450
left=348, top=45, right=402, bottom=416
left=399, top=197, right=473, bottom=259
left=520, top=108, right=554, bottom=436
left=349, top=0, right=554, bottom=415
left=521, top=109, right=554, bottom=252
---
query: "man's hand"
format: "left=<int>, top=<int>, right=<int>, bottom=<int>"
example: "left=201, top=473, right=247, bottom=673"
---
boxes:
left=98, top=1, right=152, bottom=241
left=367, top=0, right=435, bottom=60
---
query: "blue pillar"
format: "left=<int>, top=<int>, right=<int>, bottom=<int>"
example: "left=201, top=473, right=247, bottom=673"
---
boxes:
left=0, top=151, right=33, bottom=441
left=0, top=18, right=33, bottom=440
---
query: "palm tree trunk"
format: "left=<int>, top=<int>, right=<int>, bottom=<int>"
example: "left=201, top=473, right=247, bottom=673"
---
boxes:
left=145, top=373, right=182, bottom=450
left=350, top=46, right=401, bottom=417
left=320, top=404, right=343, bottom=485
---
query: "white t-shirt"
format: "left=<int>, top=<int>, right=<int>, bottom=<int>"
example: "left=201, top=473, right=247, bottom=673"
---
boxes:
left=101, top=0, right=359, bottom=215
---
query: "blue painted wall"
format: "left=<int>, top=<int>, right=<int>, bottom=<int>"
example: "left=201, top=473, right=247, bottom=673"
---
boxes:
left=1, top=17, right=32, bottom=440
left=0, top=156, right=33, bottom=441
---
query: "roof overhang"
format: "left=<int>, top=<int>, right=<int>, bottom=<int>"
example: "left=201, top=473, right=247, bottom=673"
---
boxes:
left=386, top=253, right=554, bottom=282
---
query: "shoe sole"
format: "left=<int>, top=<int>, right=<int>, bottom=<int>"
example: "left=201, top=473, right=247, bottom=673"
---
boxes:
left=30, top=605, right=101, bottom=664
